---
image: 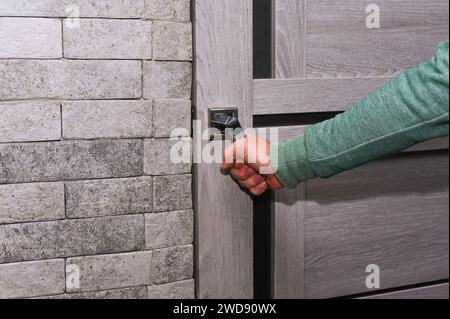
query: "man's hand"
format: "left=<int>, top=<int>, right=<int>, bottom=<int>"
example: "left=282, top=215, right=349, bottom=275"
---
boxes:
left=220, top=135, right=284, bottom=196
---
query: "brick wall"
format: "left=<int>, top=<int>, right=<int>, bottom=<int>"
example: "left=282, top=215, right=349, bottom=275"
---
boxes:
left=0, top=0, right=194, bottom=299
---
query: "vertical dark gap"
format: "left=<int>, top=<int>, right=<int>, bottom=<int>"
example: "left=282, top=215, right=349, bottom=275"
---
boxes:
left=253, top=0, right=273, bottom=79
left=253, top=191, right=273, bottom=299
left=253, top=0, right=273, bottom=299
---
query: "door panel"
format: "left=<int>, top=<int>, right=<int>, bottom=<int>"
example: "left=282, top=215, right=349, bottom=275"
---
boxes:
left=268, top=0, right=449, bottom=299
left=305, top=152, right=449, bottom=298
left=273, top=150, right=449, bottom=299
left=307, top=0, right=449, bottom=78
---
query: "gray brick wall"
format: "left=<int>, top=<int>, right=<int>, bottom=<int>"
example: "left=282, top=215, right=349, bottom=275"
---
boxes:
left=0, top=0, right=194, bottom=299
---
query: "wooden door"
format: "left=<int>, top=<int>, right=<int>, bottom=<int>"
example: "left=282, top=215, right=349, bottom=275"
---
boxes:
left=195, top=0, right=449, bottom=299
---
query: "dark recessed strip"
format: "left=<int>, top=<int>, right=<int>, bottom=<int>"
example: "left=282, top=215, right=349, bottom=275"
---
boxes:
left=253, top=0, right=273, bottom=79
left=253, top=191, right=273, bottom=299
left=253, top=112, right=343, bottom=128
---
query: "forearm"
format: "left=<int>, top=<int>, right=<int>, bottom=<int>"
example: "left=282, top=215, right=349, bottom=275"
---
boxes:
left=273, top=40, right=449, bottom=188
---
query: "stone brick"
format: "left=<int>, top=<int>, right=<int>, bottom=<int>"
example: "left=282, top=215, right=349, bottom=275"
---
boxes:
left=147, top=280, right=195, bottom=299
left=0, top=215, right=144, bottom=263
left=154, top=175, right=192, bottom=212
left=66, top=252, right=152, bottom=293
left=62, top=100, right=152, bottom=139
left=0, top=0, right=144, bottom=18
left=0, top=101, right=61, bottom=143
left=0, top=259, right=65, bottom=299
left=144, top=61, right=191, bottom=99
left=0, top=60, right=141, bottom=100
left=144, top=139, right=191, bottom=176
left=152, top=245, right=193, bottom=284
left=153, top=21, right=192, bottom=61
left=144, top=0, right=190, bottom=21
left=66, top=177, right=153, bottom=218
left=154, top=99, right=191, bottom=138
left=37, top=287, right=147, bottom=299
left=64, top=19, right=152, bottom=59
left=0, top=139, right=143, bottom=184
left=0, top=18, right=62, bottom=58
left=0, top=182, right=65, bottom=225
left=145, top=210, right=194, bottom=249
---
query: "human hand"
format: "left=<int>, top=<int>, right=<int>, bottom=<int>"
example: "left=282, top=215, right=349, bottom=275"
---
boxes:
left=220, top=135, right=284, bottom=196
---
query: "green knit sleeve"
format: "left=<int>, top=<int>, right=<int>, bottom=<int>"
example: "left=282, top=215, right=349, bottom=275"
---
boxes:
left=271, top=40, right=449, bottom=188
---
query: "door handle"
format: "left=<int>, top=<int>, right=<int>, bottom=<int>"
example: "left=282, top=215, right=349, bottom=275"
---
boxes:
left=209, top=108, right=245, bottom=141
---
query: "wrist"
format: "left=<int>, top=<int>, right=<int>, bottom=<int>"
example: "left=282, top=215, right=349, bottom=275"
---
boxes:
left=270, top=135, right=315, bottom=188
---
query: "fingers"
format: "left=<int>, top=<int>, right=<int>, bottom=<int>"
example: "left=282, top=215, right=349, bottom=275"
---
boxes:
left=230, top=165, right=256, bottom=181
left=266, top=174, right=284, bottom=190
left=219, top=135, right=282, bottom=196
left=220, top=138, right=246, bottom=172
left=249, top=181, right=267, bottom=196
left=227, top=164, right=268, bottom=196
left=239, top=174, right=265, bottom=189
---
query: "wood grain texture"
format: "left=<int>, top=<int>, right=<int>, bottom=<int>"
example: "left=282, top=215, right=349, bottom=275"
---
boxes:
left=362, top=283, right=449, bottom=299
left=273, top=184, right=306, bottom=298
left=253, top=77, right=391, bottom=115
left=304, top=151, right=449, bottom=299
left=194, top=0, right=254, bottom=298
left=307, top=0, right=449, bottom=78
left=263, top=125, right=448, bottom=152
left=275, top=0, right=306, bottom=78
left=406, top=137, right=449, bottom=153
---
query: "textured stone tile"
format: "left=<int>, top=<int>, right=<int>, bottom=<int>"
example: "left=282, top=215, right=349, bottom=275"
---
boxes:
left=147, top=280, right=195, bottom=299
left=63, top=100, right=152, bottom=139
left=0, top=182, right=65, bottom=225
left=153, top=21, right=192, bottom=61
left=37, top=287, right=147, bottom=299
left=0, top=101, right=61, bottom=143
left=144, top=61, right=191, bottom=99
left=0, top=139, right=143, bottom=183
left=0, top=259, right=65, bottom=299
left=66, top=252, right=152, bottom=293
left=144, top=139, right=191, bottom=176
left=152, top=245, right=193, bottom=284
left=144, top=0, right=190, bottom=21
left=0, top=60, right=141, bottom=100
left=153, top=99, right=191, bottom=138
left=145, top=210, right=194, bottom=249
left=0, top=215, right=144, bottom=263
left=0, top=0, right=144, bottom=18
left=64, top=19, right=152, bottom=59
left=154, top=174, right=192, bottom=212
left=0, top=18, right=61, bottom=58
left=66, top=177, right=153, bottom=218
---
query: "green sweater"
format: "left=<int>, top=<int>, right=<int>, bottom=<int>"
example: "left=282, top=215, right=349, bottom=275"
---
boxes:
left=272, top=40, right=449, bottom=188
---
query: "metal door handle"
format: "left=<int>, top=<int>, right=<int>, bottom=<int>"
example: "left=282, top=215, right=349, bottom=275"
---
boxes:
left=209, top=108, right=245, bottom=141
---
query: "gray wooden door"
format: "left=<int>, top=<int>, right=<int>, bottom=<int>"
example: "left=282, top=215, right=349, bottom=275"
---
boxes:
left=195, top=0, right=449, bottom=299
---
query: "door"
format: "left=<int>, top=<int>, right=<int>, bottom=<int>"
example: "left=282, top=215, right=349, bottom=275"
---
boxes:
left=195, top=0, right=449, bottom=299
